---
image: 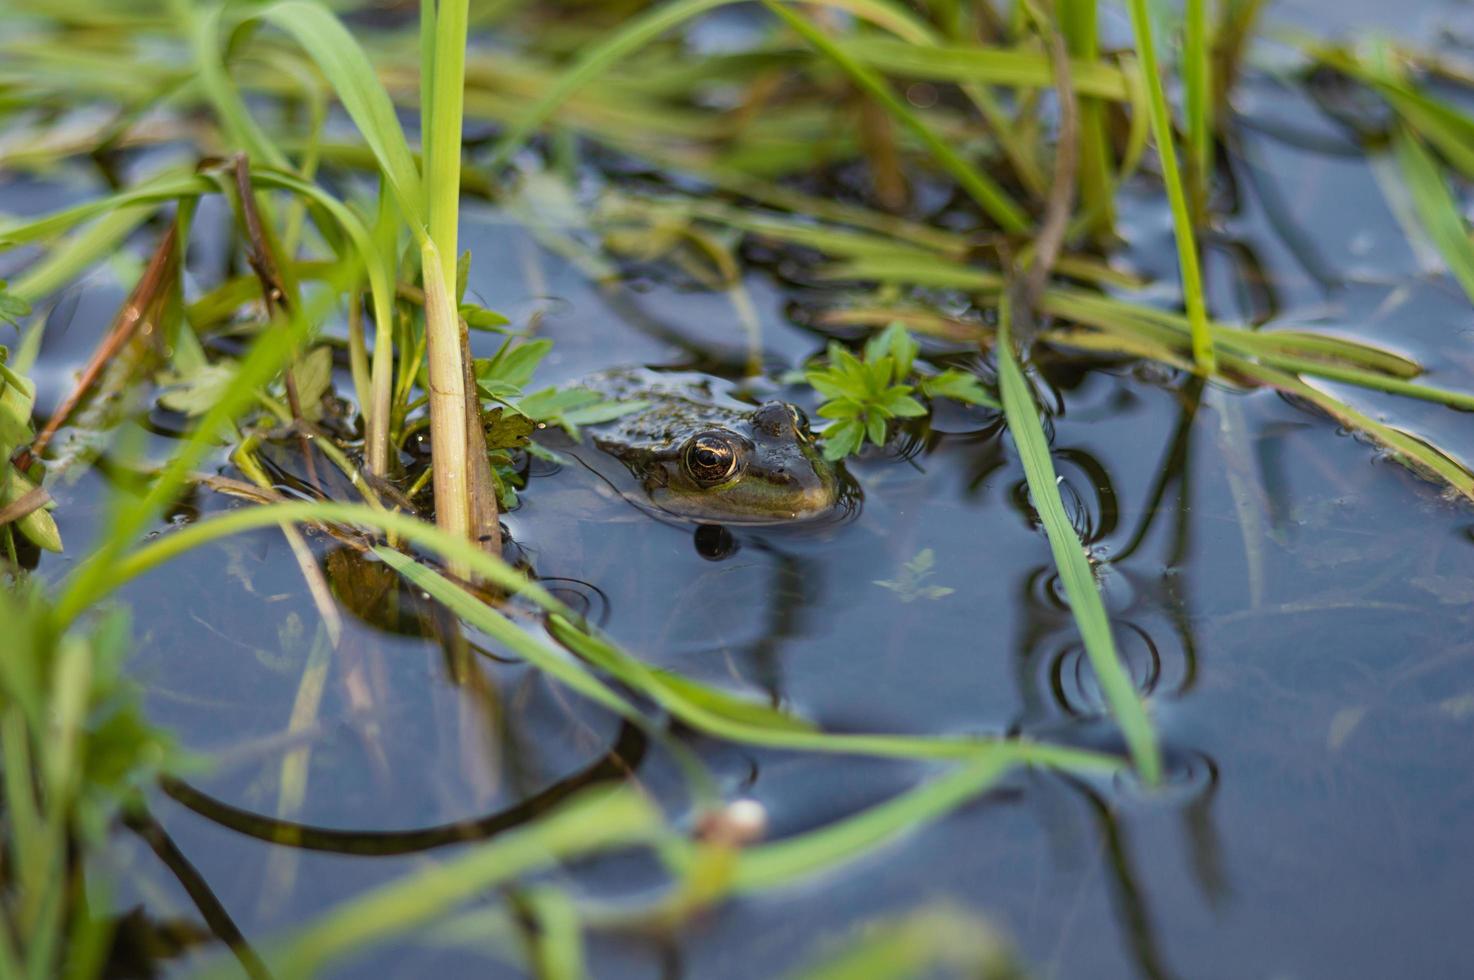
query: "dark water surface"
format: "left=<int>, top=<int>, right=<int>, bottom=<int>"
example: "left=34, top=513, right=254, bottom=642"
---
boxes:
left=11, top=6, right=1474, bottom=978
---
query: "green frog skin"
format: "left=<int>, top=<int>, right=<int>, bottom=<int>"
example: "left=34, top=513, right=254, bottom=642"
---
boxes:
left=575, top=369, right=845, bottom=525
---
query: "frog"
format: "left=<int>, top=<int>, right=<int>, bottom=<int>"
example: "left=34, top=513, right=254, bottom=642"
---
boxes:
left=555, top=368, right=851, bottom=526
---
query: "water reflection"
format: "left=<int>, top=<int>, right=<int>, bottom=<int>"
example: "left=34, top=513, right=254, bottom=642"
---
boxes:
left=156, top=722, right=646, bottom=856
left=1066, top=776, right=1180, bottom=980
left=123, top=808, right=272, bottom=980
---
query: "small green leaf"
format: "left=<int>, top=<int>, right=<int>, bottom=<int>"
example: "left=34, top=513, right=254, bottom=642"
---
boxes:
left=805, top=371, right=852, bottom=400
left=920, top=369, right=1000, bottom=408
left=864, top=412, right=887, bottom=447
left=0, top=281, right=30, bottom=329
left=864, top=323, right=919, bottom=378
left=157, top=361, right=239, bottom=417
left=831, top=344, right=867, bottom=380
left=0, top=353, right=38, bottom=451
left=477, top=338, right=552, bottom=390
left=883, top=393, right=928, bottom=418
left=516, top=385, right=601, bottom=421
left=558, top=399, right=648, bottom=426
left=874, top=549, right=954, bottom=603
left=817, top=399, right=863, bottom=421
left=461, top=304, right=511, bottom=331
left=807, top=325, right=950, bottom=459
left=456, top=250, right=471, bottom=304
left=868, top=355, right=897, bottom=390
left=288, top=346, right=334, bottom=421
left=822, top=419, right=865, bottom=459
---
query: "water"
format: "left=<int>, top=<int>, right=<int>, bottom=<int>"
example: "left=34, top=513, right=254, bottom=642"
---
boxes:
left=11, top=6, right=1474, bottom=978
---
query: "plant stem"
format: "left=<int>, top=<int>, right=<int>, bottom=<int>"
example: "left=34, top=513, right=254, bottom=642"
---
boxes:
left=1058, top=0, right=1116, bottom=238
left=421, top=238, right=472, bottom=555
left=423, top=0, right=500, bottom=560
left=1184, top=0, right=1212, bottom=220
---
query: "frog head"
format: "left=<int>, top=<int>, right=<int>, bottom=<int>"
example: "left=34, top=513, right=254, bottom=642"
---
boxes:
left=607, top=401, right=844, bottom=525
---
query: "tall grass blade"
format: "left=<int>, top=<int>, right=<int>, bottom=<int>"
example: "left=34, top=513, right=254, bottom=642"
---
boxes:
left=1058, top=0, right=1117, bottom=235
left=996, top=297, right=1162, bottom=784
left=7, top=206, right=157, bottom=304
left=175, top=0, right=290, bottom=169
left=761, top=1, right=1028, bottom=232
left=255, top=0, right=426, bottom=230
left=486, top=0, right=1031, bottom=224
left=835, top=37, right=1130, bottom=99
left=374, top=546, right=648, bottom=724
left=733, top=755, right=1011, bottom=890
left=1184, top=0, right=1212, bottom=215
left=93, top=497, right=1121, bottom=774
left=273, top=788, right=660, bottom=980
left=1390, top=122, right=1474, bottom=305
left=424, top=0, right=468, bottom=284
left=1124, top=0, right=1215, bottom=372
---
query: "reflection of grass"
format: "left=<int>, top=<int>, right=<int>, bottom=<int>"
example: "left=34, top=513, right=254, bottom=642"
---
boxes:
left=2, top=0, right=1474, bottom=974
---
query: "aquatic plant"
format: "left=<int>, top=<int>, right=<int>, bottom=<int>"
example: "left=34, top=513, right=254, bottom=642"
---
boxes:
left=0, top=587, right=176, bottom=978
left=806, top=323, right=996, bottom=459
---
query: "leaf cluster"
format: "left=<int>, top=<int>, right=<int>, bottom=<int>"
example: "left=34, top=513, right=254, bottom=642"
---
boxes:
left=473, top=337, right=645, bottom=506
left=805, top=324, right=996, bottom=460
left=476, top=337, right=647, bottom=440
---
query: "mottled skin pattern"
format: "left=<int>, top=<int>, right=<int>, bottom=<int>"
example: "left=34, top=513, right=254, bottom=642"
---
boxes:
left=580, top=369, right=842, bottom=525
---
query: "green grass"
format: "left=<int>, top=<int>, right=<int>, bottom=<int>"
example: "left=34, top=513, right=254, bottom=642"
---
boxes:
left=1125, top=0, right=1215, bottom=372
left=4, top=0, right=1474, bottom=976
left=997, top=294, right=1161, bottom=783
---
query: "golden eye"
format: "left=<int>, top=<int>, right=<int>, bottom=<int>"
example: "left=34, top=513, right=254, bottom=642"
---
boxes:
left=683, top=432, right=742, bottom=486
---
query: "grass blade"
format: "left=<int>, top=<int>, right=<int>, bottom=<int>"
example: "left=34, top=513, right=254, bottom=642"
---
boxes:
left=273, top=788, right=660, bottom=980
left=374, top=546, right=648, bottom=725
left=1390, top=121, right=1474, bottom=305
left=733, top=755, right=1012, bottom=890
left=256, top=0, right=425, bottom=229
left=1059, top=0, right=1117, bottom=236
left=761, top=1, right=1028, bottom=232
left=53, top=312, right=308, bottom=626
left=1184, top=0, right=1212, bottom=214
left=95, top=498, right=1122, bottom=775
left=835, top=37, right=1130, bottom=100
left=1124, top=0, right=1214, bottom=372
left=996, top=296, right=1162, bottom=784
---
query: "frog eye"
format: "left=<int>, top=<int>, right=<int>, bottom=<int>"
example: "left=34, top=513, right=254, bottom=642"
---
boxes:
left=682, top=431, right=744, bottom=486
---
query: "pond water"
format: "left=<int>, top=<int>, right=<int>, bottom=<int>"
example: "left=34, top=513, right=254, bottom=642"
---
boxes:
left=9, top=2, right=1474, bottom=978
